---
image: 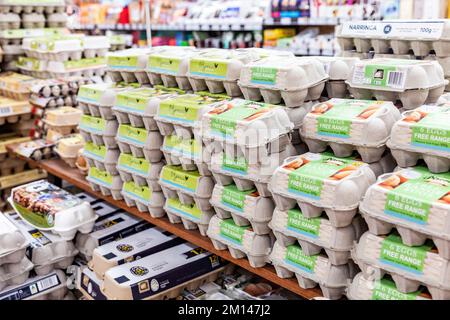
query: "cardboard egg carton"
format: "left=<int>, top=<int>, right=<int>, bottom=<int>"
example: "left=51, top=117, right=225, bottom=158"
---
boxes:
left=0, top=212, right=28, bottom=266
left=87, top=166, right=123, bottom=201
left=121, top=180, right=165, bottom=218
left=0, top=257, right=33, bottom=291
left=82, top=142, right=119, bottom=175
left=79, top=115, right=118, bottom=149
left=0, top=0, right=66, bottom=14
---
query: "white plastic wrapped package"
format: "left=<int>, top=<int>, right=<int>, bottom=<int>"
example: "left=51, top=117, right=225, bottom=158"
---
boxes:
left=238, top=56, right=328, bottom=107
left=269, top=207, right=367, bottom=265
left=101, top=242, right=227, bottom=300
left=301, top=99, right=401, bottom=163
left=116, top=124, right=163, bottom=163
left=270, top=241, right=354, bottom=300
left=210, top=184, right=274, bottom=235
left=87, top=166, right=123, bottom=200
left=9, top=180, right=97, bottom=240
left=121, top=180, right=165, bottom=218
left=269, top=152, right=376, bottom=227
left=387, top=105, right=450, bottom=173
left=79, top=115, right=118, bottom=149
left=206, top=215, right=272, bottom=268
left=360, top=166, right=450, bottom=258
left=346, top=59, right=447, bottom=109
left=352, top=232, right=450, bottom=299
left=0, top=213, right=28, bottom=266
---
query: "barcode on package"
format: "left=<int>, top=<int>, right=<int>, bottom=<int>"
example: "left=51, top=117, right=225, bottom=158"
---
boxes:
left=37, top=274, right=60, bottom=291
left=387, top=71, right=405, bottom=89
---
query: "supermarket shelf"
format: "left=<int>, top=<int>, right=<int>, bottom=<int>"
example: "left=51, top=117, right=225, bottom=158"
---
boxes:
left=263, top=17, right=342, bottom=26
left=9, top=150, right=322, bottom=299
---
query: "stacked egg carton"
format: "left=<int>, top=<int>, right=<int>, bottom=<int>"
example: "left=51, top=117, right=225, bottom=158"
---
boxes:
left=112, top=86, right=184, bottom=219
left=337, top=20, right=450, bottom=92
left=155, top=92, right=230, bottom=234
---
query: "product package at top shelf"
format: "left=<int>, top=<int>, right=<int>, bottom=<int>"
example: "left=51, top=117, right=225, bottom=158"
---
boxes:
left=346, top=58, right=447, bottom=109
left=300, top=99, right=401, bottom=163
left=387, top=105, right=450, bottom=173
left=269, top=152, right=377, bottom=227
left=238, top=56, right=329, bottom=107
left=337, top=20, right=450, bottom=57
left=8, top=180, right=97, bottom=240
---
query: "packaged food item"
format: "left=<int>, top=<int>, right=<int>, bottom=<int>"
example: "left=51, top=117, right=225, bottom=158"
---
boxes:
left=0, top=213, right=28, bottom=265
left=0, top=134, right=30, bottom=161
left=300, top=99, right=401, bottom=163
left=347, top=273, right=431, bottom=300
left=238, top=57, right=328, bottom=107
left=210, top=184, right=274, bottom=235
left=44, top=106, right=82, bottom=126
left=45, top=57, right=107, bottom=79
left=0, top=13, right=20, bottom=30
left=159, top=165, right=214, bottom=212
left=0, top=257, right=33, bottom=291
left=269, top=207, right=366, bottom=265
left=121, top=180, right=165, bottom=217
left=0, top=71, right=37, bottom=100
left=116, top=124, right=163, bottom=163
left=79, top=115, right=118, bottom=149
left=360, top=166, right=450, bottom=258
left=0, top=96, right=32, bottom=125
left=207, top=215, right=272, bottom=268
left=0, top=269, right=67, bottom=300
left=101, top=242, right=227, bottom=300
left=116, top=152, right=163, bottom=191
left=387, top=105, right=450, bottom=173
left=270, top=241, right=354, bottom=300
left=54, top=134, right=85, bottom=168
left=90, top=226, right=184, bottom=279
left=87, top=167, right=123, bottom=200
left=164, top=196, right=214, bottom=236
left=269, top=152, right=376, bottom=227
left=78, top=266, right=107, bottom=300
left=9, top=180, right=97, bottom=240
left=22, top=36, right=83, bottom=61
left=106, top=48, right=155, bottom=84
left=352, top=232, right=450, bottom=299
left=81, top=36, right=110, bottom=58
left=346, top=59, right=447, bottom=109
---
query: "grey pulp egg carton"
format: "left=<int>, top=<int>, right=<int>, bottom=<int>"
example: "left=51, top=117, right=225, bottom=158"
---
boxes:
left=352, top=232, right=450, bottom=299
left=187, top=48, right=261, bottom=97
left=46, top=12, right=67, bottom=28
left=146, top=46, right=198, bottom=89
left=387, top=105, right=450, bottom=173
left=206, top=215, right=272, bottom=268
left=300, top=99, right=401, bottom=163
left=164, top=196, right=215, bottom=236
left=117, top=152, right=164, bottom=191
left=44, top=58, right=107, bottom=80
left=82, top=142, right=120, bottom=175
left=359, top=166, right=450, bottom=259
left=0, top=13, right=20, bottom=30
left=79, top=114, right=118, bottom=149
left=87, top=166, right=123, bottom=200
left=9, top=180, right=97, bottom=241
left=78, top=266, right=107, bottom=300
left=112, top=86, right=184, bottom=130
left=347, top=272, right=431, bottom=300
left=159, top=165, right=214, bottom=212
left=284, top=100, right=316, bottom=130
left=0, top=257, right=34, bottom=291
left=21, top=13, right=45, bottom=28
left=269, top=240, right=355, bottom=300
left=5, top=212, right=78, bottom=276
left=269, top=151, right=376, bottom=227
left=22, top=36, right=83, bottom=61
left=269, top=207, right=367, bottom=265
left=89, top=226, right=182, bottom=279
left=0, top=269, right=67, bottom=300
left=0, top=212, right=28, bottom=266
left=154, top=91, right=230, bottom=139
left=426, top=55, right=450, bottom=78
left=101, top=242, right=228, bottom=300
left=121, top=180, right=165, bottom=218
left=209, top=147, right=297, bottom=198
left=199, top=98, right=295, bottom=164
left=80, top=36, right=110, bottom=59
left=116, top=123, right=163, bottom=162
left=238, top=56, right=329, bottom=107
left=0, top=0, right=66, bottom=14
left=210, top=184, right=274, bottom=235
left=76, top=211, right=151, bottom=262
left=161, top=134, right=213, bottom=176
left=337, top=20, right=450, bottom=57
left=346, top=58, right=448, bottom=109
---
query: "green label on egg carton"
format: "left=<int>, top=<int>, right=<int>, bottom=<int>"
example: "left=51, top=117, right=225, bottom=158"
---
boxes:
left=118, top=153, right=149, bottom=175
left=17, top=57, right=43, bottom=71
left=383, top=166, right=450, bottom=224
left=1, top=28, right=65, bottom=39
left=123, top=181, right=151, bottom=202
left=89, top=167, right=113, bottom=187
left=372, top=278, right=422, bottom=300
left=84, top=142, right=107, bottom=160
left=78, top=85, right=102, bottom=103
left=163, top=135, right=200, bottom=158
left=115, top=87, right=181, bottom=113
left=189, top=59, right=228, bottom=78
left=411, top=109, right=450, bottom=152
left=285, top=244, right=317, bottom=273
left=287, top=152, right=364, bottom=200
left=221, top=185, right=257, bottom=213
left=287, top=208, right=321, bottom=238
left=160, top=165, right=200, bottom=193
left=250, top=67, right=277, bottom=85
left=80, top=115, right=106, bottom=133
left=315, top=100, right=384, bottom=138
left=64, top=57, right=106, bottom=70
left=107, top=55, right=138, bottom=68
left=167, top=198, right=202, bottom=221
left=221, top=154, right=248, bottom=175
left=219, top=218, right=248, bottom=245
left=148, top=56, right=181, bottom=75
left=117, top=124, right=147, bottom=145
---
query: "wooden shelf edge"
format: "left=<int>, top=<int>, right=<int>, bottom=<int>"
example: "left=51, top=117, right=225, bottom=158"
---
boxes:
left=8, top=151, right=323, bottom=300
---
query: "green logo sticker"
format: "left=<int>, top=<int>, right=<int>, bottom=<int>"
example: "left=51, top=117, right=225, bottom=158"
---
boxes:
left=117, top=124, right=147, bottom=145
left=287, top=208, right=321, bottom=238
left=107, top=55, right=138, bottom=68
left=148, top=56, right=181, bottom=75
left=89, top=167, right=113, bottom=187
left=167, top=198, right=202, bottom=221
left=160, top=165, right=200, bottom=193
left=411, top=110, right=450, bottom=152
left=163, top=135, right=200, bottom=158
left=189, top=59, right=228, bottom=78
left=221, top=154, right=248, bottom=175
left=84, top=142, right=107, bottom=160
left=80, top=115, right=106, bottom=133
left=372, top=278, right=422, bottom=300
left=118, top=153, right=150, bottom=175
left=219, top=219, right=249, bottom=245
left=123, top=181, right=151, bottom=202
left=78, top=85, right=102, bottom=103
left=221, top=185, right=257, bottom=213
left=250, top=67, right=277, bottom=85
left=285, top=245, right=318, bottom=273
left=64, top=57, right=106, bottom=70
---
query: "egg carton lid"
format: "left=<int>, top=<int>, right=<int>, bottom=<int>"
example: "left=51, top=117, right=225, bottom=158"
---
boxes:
left=0, top=96, right=31, bottom=116
left=106, top=47, right=163, bottom=71
left=82, top=36, right=110, bottom=50
left=0, top=28, right=67, bottom=40
left=77, top=82, right=137, bottom=107
left=307, top=56, right=360, bottom=81
left=0, top=213, right=28, bottom=258
left=46, top=57, right=106, bottom=74
left=147, top=47, right=199, bottom=74
left=0, top=71, right=38, bottom=92
left=22, top=36, right=83, bottom=53
left=0, top=257, right=33, bottom=283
